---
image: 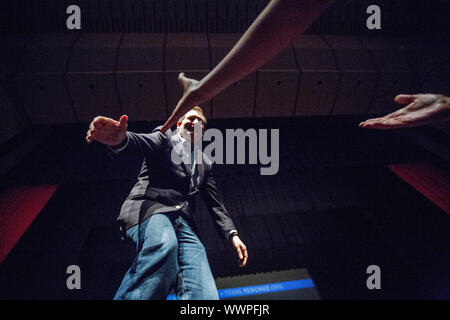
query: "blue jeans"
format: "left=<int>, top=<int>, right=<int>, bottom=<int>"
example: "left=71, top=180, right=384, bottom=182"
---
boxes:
left=114, top=213, right=219, bottom=300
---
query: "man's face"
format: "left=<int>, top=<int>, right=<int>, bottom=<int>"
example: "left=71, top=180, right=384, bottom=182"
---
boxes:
left=177, top=110, right=205, bottom=143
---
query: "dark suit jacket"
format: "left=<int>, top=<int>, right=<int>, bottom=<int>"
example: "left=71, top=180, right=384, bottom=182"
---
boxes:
left=110, top=126, right=236, bottom=239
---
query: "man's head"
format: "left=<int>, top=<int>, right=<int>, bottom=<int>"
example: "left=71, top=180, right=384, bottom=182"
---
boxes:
left=177, top=106, right=207, bottom=143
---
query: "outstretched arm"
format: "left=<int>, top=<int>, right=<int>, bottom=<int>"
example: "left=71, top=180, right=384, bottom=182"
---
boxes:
left=86, top=115, right=165, bottom=155
left=161, top=0, right=334, bottom=133
left=359, top=94, right=450, bottom=129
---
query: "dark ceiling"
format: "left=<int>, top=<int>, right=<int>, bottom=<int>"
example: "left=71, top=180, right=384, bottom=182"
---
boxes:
left=0, top=0, right=449, bottom=37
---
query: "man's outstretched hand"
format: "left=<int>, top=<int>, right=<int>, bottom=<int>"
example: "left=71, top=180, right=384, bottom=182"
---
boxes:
left=359, top=94, right=450, bottom=129
left=231, top=235, right=248, bottom=268
left=86, top=115, right=128, bottom=146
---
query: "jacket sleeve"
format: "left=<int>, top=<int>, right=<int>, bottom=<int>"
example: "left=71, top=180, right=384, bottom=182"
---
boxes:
left=107, top=127, right=166, bottom=158
left=200, top=169, right=237, bottom=239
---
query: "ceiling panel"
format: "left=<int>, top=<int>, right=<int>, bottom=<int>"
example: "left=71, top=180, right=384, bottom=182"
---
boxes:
left=255, top=70, right=299, bottom=117
left=16, top=34, right=77, bottom=124
left=117, top=33, right=166, bottom=122
left=209, top=33, right=255, bottom=119
left=17, top=73, right=75, bottom=124
left=324, top=35, right=377, bottom=115
left=117, top=72, right=166, bottom=121
left=293, top=36, right=339, bottom=116
left=118, top=33, right=164, bottom=72
left=360, top=37, right=417, bottom=114
left=2, top=33, right=444, bottom=124
left=165, top=33, right=210, bottom=70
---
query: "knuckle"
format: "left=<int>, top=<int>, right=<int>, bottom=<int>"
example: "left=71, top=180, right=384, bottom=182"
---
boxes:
left=437, top=98, right=447, bottom=106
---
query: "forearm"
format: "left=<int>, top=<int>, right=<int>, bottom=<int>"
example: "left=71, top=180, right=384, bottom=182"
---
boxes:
left=108, top=131, right=164, bottom=157
left=199, top=0, right=333, bottom=98
left=208, top=205, right=237, bottom=239
left=162, top=0, right=333, bottom=132
left=201, top=174, right=237, bottom=238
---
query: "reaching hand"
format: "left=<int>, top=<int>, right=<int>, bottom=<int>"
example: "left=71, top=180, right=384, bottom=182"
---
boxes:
left=86, top=115, right=128, bottom=146
left=178, top=72, right=200, bottom=97
left=161, top=72, right=206, bottom=134
left=230, top=235, right=248, bottom=268
left=359, top=94, right=450, bottom=129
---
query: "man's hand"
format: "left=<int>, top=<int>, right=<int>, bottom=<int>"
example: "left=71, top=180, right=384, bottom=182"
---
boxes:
left=359, top=94, right=450, bottom=129
left=230, top=235, right=248, bottom=268
left=86, top=115, right=128, bottom=146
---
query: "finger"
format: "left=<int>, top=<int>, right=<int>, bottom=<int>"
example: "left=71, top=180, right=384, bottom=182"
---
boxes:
left=93, top=116, right=110, bottom=127
left=241, top=245, right=248, bottom=266
left=178, top=72, right=192, bottom=92
left=86, top=132, right=93, bottom=143
left=394, top=94, right=416, bottom=105
left=93, top=121, right=105, bottom=129
left=359, top=117, right=382, bottom=127
left=236, top=246, right=243, bottom=260
left=178, top=72, right=199, bottom=93
left=118, top=115, right=128, bottom=129
left=360, top=118, right=387, bottom=128
left=361, top=118, right=405, bottom=129
left=178, top=72, right=185, bottom=84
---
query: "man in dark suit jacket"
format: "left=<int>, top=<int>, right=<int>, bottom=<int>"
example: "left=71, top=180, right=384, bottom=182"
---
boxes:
left=86, top=107, right=248, bottom=300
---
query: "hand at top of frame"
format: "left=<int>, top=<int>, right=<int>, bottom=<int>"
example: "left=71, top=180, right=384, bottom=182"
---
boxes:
left=359, top=94, right=450, bottom=129
left=230, top=235, right=248, bottom=268
left=86, top=115, right=128, bottom=146
left=161, top=73, right=208, bottom=134
left=159, top=0, right=335, bottom=133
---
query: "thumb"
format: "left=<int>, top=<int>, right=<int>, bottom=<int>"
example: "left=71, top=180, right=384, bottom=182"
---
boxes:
left=178, top=72, right=185, bottom=85
left=118, top=115, right=128, bottom=129
left=394, top=94, right=415, bottom=105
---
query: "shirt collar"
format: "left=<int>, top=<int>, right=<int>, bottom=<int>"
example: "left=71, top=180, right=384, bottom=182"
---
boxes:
left=177, top=131, right=192, bottom=149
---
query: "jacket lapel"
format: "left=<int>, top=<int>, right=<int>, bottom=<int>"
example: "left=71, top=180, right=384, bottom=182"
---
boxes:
left=170, top=134, right=191, bottom=177
left=197, top=154, right=205, bottom=186
left=170, top=133, right=209, bottom=187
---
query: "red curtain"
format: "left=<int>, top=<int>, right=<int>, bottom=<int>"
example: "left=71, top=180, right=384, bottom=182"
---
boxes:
left=388, top=163, right=450, bottom=215
left=0, top=185, right=59, bottom=264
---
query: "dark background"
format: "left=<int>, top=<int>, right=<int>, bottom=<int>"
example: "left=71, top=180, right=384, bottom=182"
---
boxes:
left=0, top=0, right=449, bottom=300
